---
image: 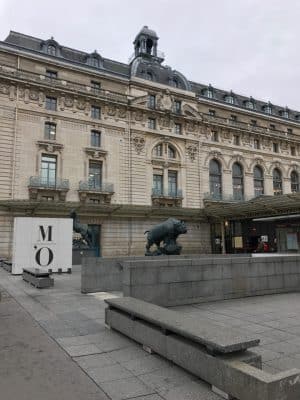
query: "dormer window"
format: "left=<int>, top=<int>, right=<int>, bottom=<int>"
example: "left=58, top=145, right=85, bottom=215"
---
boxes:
left=263, top=104, right=272, bottom=114
left=224, top=94, right=234, bottom=104
left=245, top=100, right=254, bottom=110
left=203, top=87, right=213, bottom=98
left=90, top=57, right=99, bottom=68
left=281, top=109, right=289, bottom=119
left=87, top=51, right=102, bottom=68
left=47, top=45, right=56, bottom=56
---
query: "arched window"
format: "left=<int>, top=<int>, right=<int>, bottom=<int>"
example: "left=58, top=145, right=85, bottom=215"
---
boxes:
left=47, top=45, right=56, bottom=56
left=152, top=142, right=181, bottom=201
left=146, top=71, right=153, bottom=81
left=232, top=162, right=244, bottom=200
left=153, top=144, right=163, bottom=157
left=168, top=145, right=176, bottom=159
left=209, top=159, right=222, bottom=199
left=273, top=168, right=282, bottom=195
left=254, top=166, right=264, bottom=197
left=146, top=38, right=153, bottom=55
left=172, top=78, right=179, bottom=88
left=291, top=171, right=299, bottom=192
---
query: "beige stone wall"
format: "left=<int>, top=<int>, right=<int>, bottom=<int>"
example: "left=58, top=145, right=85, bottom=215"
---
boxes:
left=1, top=46, right=300, bottom=258
left=80, top=216, right=211, bottom=257
left=0, top=210, right=13, bottom=258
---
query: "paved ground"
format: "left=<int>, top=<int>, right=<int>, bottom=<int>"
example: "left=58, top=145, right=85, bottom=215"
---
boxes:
left=1, top=266, right=300, bottom=399
left=0, top=267, right=218, bottom=400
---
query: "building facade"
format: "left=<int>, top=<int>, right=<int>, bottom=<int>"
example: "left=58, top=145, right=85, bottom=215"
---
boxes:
left=0, top=26, right=300, bottom=258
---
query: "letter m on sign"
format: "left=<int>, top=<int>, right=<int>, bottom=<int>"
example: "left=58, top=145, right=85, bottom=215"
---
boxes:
left=38, top=225, right=53, bottom=242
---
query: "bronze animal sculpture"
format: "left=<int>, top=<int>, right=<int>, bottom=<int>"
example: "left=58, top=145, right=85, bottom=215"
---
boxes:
left=70, top=210, right=93, bottom=248
left=145, top=218, right=187, bottom=255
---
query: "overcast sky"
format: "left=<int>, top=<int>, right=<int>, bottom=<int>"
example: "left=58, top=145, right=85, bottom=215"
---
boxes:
left=1, top=0, right=300, bottom=110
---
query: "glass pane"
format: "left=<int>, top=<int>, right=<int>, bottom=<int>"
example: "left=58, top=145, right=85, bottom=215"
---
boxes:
left=88, top=162, right=102, bottom=188
left=168, top=171, right=177, bottom=195
left=153, top=175, right=163, bottom=194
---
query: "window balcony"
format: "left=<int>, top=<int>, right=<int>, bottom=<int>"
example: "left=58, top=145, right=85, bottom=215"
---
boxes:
left=78, top=181, right=114, bottom=203
left=152, top=188, right=183, bottom=207
left=203, top=192, right=258, bottom=202
left=28, top=176, right=69, bottom=201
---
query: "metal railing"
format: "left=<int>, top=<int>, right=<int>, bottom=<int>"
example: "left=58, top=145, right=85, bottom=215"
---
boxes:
left=202, top=113, right=299, bottom=141
left=79, top=181, right=114, bottom=193
left=203, top=192, right=268, bottom=202
left=152, top=188, right=183, bottom=198
left=29, top=176, right=69, bottom=190
left=0, top=65, right=128, bottom=104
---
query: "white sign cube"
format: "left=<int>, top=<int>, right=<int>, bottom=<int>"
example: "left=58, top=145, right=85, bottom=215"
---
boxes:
left=12, top=217, right=72, bottom=275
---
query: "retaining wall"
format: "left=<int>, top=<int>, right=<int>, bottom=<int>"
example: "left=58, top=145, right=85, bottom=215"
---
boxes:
left=122, top=255, right=300, bottom=306
left=81, top=255, right=214, bottom=293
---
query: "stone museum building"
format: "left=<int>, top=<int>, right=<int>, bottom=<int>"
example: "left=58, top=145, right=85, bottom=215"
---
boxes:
left=1, top=26, right=300, bottom=258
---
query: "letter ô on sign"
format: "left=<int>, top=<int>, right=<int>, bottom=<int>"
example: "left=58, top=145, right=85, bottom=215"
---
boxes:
left=38, top=225, right=53, bottom=242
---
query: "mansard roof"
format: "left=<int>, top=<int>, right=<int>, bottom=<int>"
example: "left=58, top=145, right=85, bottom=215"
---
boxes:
left=2, top=30, right=299, bottom=122
left=3, top=31, right=130, bottom=77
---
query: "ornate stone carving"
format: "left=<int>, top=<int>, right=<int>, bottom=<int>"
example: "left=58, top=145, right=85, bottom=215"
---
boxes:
left=76, top=99, right=86, bottom=110
left=185, top=121, right=197, bottom=133
left=182, top=103, right=200, bottom=118
left=36, top=140, right=63, bottom=153
left=134, top=110, right=144, bottom=121
left=29, top=90, right=39, bottom=101
left=158, top=115, right=171, bottom=128
left=157, top=91, right=173, bottom=111
left=0, top=84, right=9, bottom=95
left=186, top=144, right=198, bottom=161
left=84, top=147, right=107, bottom=159
left=65, top=97, right=74, bottom=107
left=132, top=135, right=145, bottom=154
left=107, top=105, right=116, bottom=116
left=38, top=92, right=44, bottom=106
left=118, top=107, right=127, bottom=118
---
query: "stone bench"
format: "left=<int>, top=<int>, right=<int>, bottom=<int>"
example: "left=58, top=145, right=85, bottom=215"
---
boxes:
left=23, top=268, right=54, bottom=289
left=105, top=297, right=300, bottom=400
left=1, top=259, right=12, bottom=273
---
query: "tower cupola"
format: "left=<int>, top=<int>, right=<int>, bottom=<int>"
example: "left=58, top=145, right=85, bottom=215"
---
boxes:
left=133, top=26, right=163, bottom=61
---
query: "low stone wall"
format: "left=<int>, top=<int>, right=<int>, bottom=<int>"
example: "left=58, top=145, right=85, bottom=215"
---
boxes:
left=81, top=255, right=229, bottom=293
left=122, top=255, right=300, bottom=306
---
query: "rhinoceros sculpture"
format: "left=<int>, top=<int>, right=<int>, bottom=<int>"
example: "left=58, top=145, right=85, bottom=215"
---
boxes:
left=144, top=218, right=187, bottom=256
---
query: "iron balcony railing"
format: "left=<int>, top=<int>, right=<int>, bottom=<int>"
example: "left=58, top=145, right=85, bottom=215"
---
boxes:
left=79, top=181, right=114, bottom=193
left=0, top=65, right=128, bottom=104
left=203, top=192, right=268, bottom=202
left=152, top=188, right=183, bottom=198
left=202, top=113, right=299, bottom=141
left=29, top=176, right=69, bottom=190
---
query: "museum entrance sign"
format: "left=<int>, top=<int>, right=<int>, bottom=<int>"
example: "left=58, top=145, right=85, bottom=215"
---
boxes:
left=12, top=217, right=72, bottom=275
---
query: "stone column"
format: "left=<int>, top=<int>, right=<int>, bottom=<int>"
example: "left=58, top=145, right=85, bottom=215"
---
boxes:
left=283, top=177, right=291, bottom=195
left=222, top=169, right=232, bottom=199
left=244, top=172, right=254, bottom=199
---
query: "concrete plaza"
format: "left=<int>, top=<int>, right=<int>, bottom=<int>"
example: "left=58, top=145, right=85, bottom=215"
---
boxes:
left=1, top=266, right=300, bottom=399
